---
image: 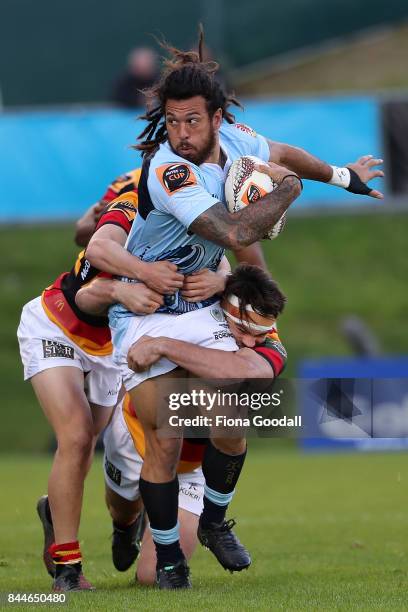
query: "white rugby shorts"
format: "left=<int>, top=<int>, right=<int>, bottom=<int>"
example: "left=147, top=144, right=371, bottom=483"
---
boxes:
left=103, top=401, right=205, bottom=516
left=17, top=296, right=121, bottom=407
left=110, top=302, right=238, bottom=391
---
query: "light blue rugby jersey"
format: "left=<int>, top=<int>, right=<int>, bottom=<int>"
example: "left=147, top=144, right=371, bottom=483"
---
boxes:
left=110, top=122, right=269, bottom=320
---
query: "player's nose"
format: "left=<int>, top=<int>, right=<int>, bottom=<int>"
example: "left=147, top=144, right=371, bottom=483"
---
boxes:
left=178, top=122, right=189, bottom=139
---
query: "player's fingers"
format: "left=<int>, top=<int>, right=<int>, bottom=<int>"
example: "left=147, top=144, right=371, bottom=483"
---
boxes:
left=144, top=298, right=161, bottom=310
left=368, top=189, right=384, bottom=199
left=148, top=302, right=161, bottom=312
left=181, top=290, right=203, bottom=298
left=147, top=289, right=164, bottom=303
left=184, top=280, right=209, bottom=291
left=164, top=262, right=181, bottom=274
left=368, top=169, right=385, bottom=179
left=357, top=154, right=373, bottom=165
left=366, top=158, right=383, bottom=168
left=167, top=280, right=184, bottom=290
left=181, top=287, right=206, bottom=296
left=169, top=274, right=184, bottom=284
left=182, top=276, right=202, bottom=287
left=182, top=294, right=204, bottom=302
left=254, top=163, right=273, bottom=176
left=190, top=268, right=208, bottom=276
left=139, top=302, right=154, bottom=313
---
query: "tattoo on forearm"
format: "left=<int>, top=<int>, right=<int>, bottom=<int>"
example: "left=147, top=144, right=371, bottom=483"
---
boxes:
left=190, top=177, right=300, bottom=248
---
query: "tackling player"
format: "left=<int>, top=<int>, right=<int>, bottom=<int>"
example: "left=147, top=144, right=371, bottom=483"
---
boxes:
left=99, top=264, right=287, bottom=586
left=17, top=172, right=182, bottom=592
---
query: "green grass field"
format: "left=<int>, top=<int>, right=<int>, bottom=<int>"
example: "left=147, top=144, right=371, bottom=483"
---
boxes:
left=2, top=213, right=407, bottom=451
left=1, top=446, right=407, bottom=610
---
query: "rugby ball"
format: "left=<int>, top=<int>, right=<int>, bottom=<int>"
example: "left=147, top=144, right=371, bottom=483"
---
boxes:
left=225, top=155, right=286, bottom=240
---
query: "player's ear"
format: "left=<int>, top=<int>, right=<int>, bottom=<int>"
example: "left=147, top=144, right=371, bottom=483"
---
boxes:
left=212, top=108, right=222, bottom=129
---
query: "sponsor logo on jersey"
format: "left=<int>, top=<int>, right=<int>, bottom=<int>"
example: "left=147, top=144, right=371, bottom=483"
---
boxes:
left=210, top=307, right=224, bottom=323
left=80, top=259, right=91, bottom=281
left=42, top=340, right=75, bottom=359
left=234, top=123, right=257, bottom=137
left=157, top=163, right=197, bottom=194
left=107, top=193, right=138, bottom=220
left=213, top=330, right=234, bottom=341
left=105, top=457, right=122, bottom=486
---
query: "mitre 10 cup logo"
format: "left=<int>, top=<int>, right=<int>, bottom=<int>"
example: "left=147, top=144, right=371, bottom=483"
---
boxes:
left=243, top=183, right=267, bottom=205
left=157, top=163, right=197, bottom=194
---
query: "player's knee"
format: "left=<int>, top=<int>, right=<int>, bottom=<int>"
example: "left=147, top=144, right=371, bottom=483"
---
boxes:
left=57, top=426, right=94, bottom=463
left=157, top=441, right=180, bottom=476
left=145, top=436, right=181, bottom=476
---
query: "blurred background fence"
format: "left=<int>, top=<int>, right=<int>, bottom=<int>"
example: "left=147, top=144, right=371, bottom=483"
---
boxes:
left=1, top=0, right=408, bottom=107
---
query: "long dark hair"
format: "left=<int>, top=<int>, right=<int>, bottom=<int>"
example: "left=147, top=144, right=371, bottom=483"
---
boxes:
left=224, top=264, right=287, bottom=319
left=135, top=26, right=241, bottom=157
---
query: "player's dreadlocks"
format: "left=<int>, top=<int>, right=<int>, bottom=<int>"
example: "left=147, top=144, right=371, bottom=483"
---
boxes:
left=136, top=26, right=241, bottom=156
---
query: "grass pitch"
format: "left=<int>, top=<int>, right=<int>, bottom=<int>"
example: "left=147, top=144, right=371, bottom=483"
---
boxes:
left=1, top=445, right=407, bottom=611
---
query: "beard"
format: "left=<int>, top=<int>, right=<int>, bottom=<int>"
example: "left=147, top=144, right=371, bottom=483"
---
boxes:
left=170, top=128, right=217, bottom=166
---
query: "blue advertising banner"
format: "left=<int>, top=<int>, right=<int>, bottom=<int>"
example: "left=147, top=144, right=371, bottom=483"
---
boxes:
left=0, top=96, right=383, bottom=222
left=298, top=357, right=408, bottom=451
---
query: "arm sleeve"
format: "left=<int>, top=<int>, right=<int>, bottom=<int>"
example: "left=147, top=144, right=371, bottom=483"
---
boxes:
left=95, top=192, right=138, bottom=235
left=151, top=162, right=220, bottom=228
left=253, top=331, right=287, bottom=377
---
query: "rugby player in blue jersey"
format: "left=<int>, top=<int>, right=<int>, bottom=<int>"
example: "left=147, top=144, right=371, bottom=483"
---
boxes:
left=83, top=31, right=383, bottom=589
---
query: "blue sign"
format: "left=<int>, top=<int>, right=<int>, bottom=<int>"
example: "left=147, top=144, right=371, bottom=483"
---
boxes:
left=298, top=357, right=408, bottom=451
left=0, top=95, right=384, bottom=222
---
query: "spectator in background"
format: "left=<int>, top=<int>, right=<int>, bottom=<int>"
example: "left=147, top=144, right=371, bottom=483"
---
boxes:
left=112, top=47, right=159, bottom=110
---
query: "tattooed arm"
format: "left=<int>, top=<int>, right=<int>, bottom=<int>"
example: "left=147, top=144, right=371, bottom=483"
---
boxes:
left=189, top=165, right=301, bottom=250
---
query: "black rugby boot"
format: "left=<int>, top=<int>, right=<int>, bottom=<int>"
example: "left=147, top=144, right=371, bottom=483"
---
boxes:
left=111, top=510, right=146, bottom=571
left=156, top=559, right=192, bottom=589
left=197, top=517, right=251, bottom=572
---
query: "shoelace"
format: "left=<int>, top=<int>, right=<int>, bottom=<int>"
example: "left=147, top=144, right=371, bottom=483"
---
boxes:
left=216, top=519, right=242, bottom=551
left=220, top=518, right=236, bottom=532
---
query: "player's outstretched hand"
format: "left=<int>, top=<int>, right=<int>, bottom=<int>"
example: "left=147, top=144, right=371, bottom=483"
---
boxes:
left=127, top=335, right=161, bottom=372
left=346, top=155, right=384, bottom=199
left=114, top=282, right=163, bottom=315
left=143, top=261, right=184, bottom=294
left=181, top=268, right=227, bottom=302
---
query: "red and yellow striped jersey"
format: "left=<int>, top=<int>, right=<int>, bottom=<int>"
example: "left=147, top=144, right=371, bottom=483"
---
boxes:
left=42, top=170, right=140, bottom=355
left=253, top=329, right=287, bottom=377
